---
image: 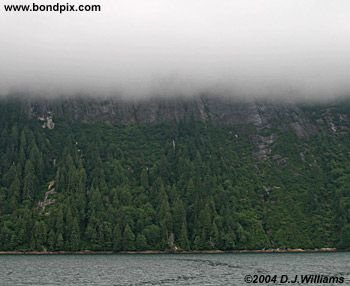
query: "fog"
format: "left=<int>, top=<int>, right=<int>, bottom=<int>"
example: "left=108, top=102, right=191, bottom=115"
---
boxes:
left=1, top=0, right=350, bottom=100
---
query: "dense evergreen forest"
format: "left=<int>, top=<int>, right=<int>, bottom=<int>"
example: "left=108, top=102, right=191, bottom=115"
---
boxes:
left=0, top=96, right=350, bottom=251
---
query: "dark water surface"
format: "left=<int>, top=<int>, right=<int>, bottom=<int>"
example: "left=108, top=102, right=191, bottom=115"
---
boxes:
left=0, top=253, right=349, bottom=285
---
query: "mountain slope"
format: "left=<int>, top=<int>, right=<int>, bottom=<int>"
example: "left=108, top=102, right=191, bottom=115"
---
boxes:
left=0, top=95, right=350, bottom=251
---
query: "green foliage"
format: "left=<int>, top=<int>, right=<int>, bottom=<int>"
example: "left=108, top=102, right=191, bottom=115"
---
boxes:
left=0, top=99, right=350, bottom=251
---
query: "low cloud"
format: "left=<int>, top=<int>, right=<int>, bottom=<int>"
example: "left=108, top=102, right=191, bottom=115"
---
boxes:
left=1, top=0, right=350, bottom=100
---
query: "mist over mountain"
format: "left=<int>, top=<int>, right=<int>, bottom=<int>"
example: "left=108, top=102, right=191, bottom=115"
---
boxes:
left=1, top=0, right=350, bottom=99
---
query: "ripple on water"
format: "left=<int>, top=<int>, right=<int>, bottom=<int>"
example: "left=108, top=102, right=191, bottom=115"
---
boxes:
left=0, top=253, right=349, bottom=286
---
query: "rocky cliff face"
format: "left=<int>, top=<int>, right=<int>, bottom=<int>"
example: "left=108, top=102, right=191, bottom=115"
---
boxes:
left=19, top=94, right=349, bottom=133
left=3, top=94, right=350, bottom=162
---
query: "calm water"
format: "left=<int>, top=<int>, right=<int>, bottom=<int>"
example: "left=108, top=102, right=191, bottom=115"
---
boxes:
left=0, top=253, right=349, bottom=286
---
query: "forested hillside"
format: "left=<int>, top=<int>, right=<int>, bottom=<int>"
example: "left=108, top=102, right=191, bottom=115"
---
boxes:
left=0, top=95, right=350, bottom=251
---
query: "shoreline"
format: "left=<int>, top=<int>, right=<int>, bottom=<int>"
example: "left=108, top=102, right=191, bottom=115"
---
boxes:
left=0, top=248, right=338, bottom=255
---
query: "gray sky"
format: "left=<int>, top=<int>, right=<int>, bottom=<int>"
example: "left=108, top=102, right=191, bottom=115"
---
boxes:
left=1, top=0, right=350, bottom=99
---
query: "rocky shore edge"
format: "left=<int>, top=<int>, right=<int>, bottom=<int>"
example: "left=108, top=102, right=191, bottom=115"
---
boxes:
left=0, top=248, right=337, bottom=255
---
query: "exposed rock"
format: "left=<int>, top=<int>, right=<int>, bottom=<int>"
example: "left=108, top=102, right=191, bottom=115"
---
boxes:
left=38, top=112, right=55, bottom=129
left=290, top=122, right=309, bottom=139
left=37, top=181, right=56, bottom=212
left=253, top=134, right=276, bottom=160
